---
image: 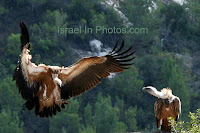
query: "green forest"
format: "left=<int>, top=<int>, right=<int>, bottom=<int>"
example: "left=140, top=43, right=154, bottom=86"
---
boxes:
left=0, top=0, right=200, bottom=132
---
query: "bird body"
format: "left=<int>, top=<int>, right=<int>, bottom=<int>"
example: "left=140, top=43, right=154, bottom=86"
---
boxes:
left=13, top=22, right=135, bottom=117
left=143, top=86, right=181, bottom=132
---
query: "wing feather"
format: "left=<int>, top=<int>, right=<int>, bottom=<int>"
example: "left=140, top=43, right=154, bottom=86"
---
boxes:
left=173, top=96, right=181, bottom=120
left=20, top=22, right=30, bottom=50
left=111, top=40, right=124, bottom=55
left=154, top=98, right=163, bottom=127
left=59, top=41, right=135, bottom=99
left=155, top=98, right=163, bottom=118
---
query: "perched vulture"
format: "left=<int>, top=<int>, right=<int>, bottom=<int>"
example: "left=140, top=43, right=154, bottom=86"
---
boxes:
left=13, top=22, right=135, bottom=117
left=142, top=86, right=181, bottom=132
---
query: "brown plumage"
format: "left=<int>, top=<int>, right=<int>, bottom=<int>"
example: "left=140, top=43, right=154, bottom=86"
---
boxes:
left=143, top=86, right=181, bottom=132
left=13, top=22, right=135, bottom=117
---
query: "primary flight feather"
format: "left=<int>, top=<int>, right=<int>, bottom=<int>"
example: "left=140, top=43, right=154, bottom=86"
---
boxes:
left=13, top=22, right=135, bottom=117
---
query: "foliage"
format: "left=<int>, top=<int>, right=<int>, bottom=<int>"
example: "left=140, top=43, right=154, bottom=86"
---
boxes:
left=0, top=5, right=9, bottom=16
left=49, top=99, right=81, bottom=133
left=84, top=104, right=93, bottom=127
left=0, top=109, right=23, bottom=133
left=109, top=65, right=144, bottom=106
left=160, top=54, right=190, bottom=119
left=169, top=109, right=200, bottom=132
left=0, top=77, right=24, bottom=112
left=125, top=107, right=137, bottom=131
left=80, top=126, right=96, bottom=133
left=94, top=93, right=121, bottom=133
left=4, top=34, right=20, bottom=72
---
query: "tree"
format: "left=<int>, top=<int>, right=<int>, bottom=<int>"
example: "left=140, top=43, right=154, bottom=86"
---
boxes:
left=94, top=93, right=125, bottom=133
left=119, top=0, right=161, bottom=54
left=80, top=126, right=96, bottom=133
left=0, top=77, right=24, bottom=112
left=49, top=99, right=81, bottom=133
left=160, top=54, right=190, bottom=119
left=0, top=5, right=9, bottom=16
left=0, top=109, right=23, bottom=133
left=157, top=2, right=196, bottom=52
left=30, top=9, right=75, bottom=66
left=125, top=107, right=137, bottom=131
left=112, top=121, right=127, bottom=133
left=4, top=33, right=20, bottom=73
left=110, top=65, right=144, bottom=106
left=84, top=104, right=93, bottom=127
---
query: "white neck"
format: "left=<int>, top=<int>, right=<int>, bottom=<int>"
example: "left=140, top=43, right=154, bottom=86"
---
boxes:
left=144, top=86, right=168, bottom=99
left=149, top=90, right=168, bottom=99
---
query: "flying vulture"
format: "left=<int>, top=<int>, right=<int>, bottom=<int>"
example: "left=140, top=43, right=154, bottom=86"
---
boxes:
left=13, top=22, right=135, bottom=117
left=142, top=86, right=181, bottom=132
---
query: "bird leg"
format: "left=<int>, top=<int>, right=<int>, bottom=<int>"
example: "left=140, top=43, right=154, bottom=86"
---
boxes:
left=61, top=99, right=69, bottom=104
left=43, top=84, right=49, bottom=100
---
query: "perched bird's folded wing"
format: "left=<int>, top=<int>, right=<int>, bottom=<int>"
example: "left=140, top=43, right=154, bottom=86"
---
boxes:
left=59, top=41, right=135, bottom=99
left=13, top=22, right=46, bottom=100
left=173, top=97, right=181, bottom=120
left=154, top=98, right=163, bottom=127
left=154, top=98, right=162, bottom=117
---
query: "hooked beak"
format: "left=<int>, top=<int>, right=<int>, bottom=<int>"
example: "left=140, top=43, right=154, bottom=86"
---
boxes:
left=142, top=87, right=149, bottom=91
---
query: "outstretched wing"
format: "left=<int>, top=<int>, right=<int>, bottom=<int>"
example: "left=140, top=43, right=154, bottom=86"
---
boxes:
left=173, top=96, right=181, bottom=121
left=59, top=41, right=135, bottom=99
left=13, top=22, right=46, bottom=100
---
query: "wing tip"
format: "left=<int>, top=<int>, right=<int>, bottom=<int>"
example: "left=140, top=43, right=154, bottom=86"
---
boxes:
left=20, top=21, right=30, bottom=50
left=110, top=40, right=135, bottom=59
left=110, top=40, right=125, bottom=55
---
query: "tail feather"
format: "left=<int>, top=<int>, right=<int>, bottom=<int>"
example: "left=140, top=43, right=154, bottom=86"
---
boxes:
left=25, top=98, right=38, bottom=110
left=25, top=97, right=67, bottom=118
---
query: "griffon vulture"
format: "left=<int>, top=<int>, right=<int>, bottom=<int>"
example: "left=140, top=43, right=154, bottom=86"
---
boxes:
left=13, top=22, right=135, bottom=117
left=142, top=86, right=181, bottom=132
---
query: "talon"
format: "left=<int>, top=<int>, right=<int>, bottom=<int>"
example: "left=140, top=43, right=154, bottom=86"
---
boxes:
left=61, top=99, right=69, bottom=104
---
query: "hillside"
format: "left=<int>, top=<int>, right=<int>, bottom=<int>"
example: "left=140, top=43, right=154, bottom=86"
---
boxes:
left=0, top=0, right=200, bottom=132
